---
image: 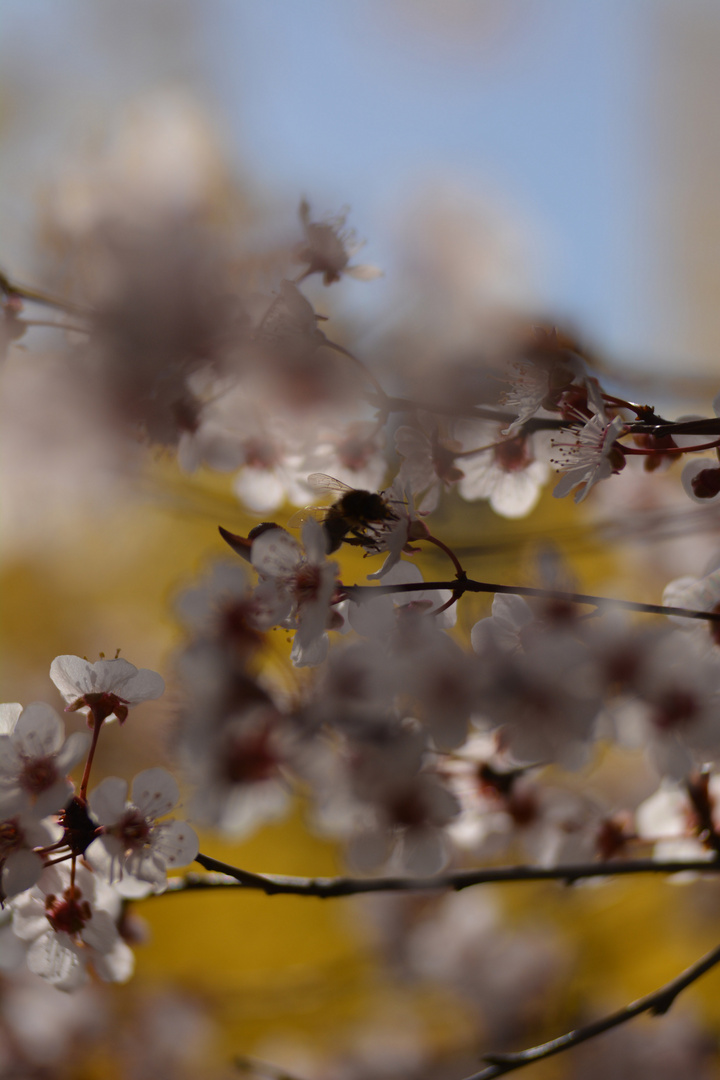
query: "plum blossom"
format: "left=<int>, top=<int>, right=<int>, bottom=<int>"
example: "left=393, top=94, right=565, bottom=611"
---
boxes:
left=394, top=419, right=464, bottom=514
left=454, top=419, right=550, bottom=518
left=472, top=620, right=602, bottom=769
left=500, top=359, right=551, bottom=437
left=614, top=630, right=720, bottom=778
left=447, top=745, right=617, bottom=868
left=254, top=280, right=362, bottom=407
left=635, top=778, right=715, bottom=862
left=0, top=702, right=89, bottom=818
left=0, top=804, right=55, bottom=900
left=551, top=384, right=626, bottom=502
left=339, top=728, right=460, bottom=875
left=186, top=705, right=293, bottom=838
left=86, top=768, right=198, bottom=893
left=295, top=200, right=382, bottom=285
left=49, top=655, right=165, bottom=724
left=10, top=863, right=134, bottom=991
left=662, top=565, right=720, bottom=648
left=250, top=520, right=340, bottom=666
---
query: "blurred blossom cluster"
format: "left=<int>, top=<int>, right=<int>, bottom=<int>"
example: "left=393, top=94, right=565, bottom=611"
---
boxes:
left=6, top=93, right=720, bottom=1077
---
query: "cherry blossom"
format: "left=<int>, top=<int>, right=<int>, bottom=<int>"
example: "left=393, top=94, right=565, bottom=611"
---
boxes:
left=49, top=655, right=165, bottom=724
left=614, top=631, right=720, bottom=778
left=10, top=863, right=134, bottom=991
left=635, top=779, right=714, bottom=862
left=551, top=383, right=626, bottom=502
left=394, top=419, right=464, bottom=514
left=453, top=419, right=550, bottom=518
left=338, top=728, right=460, bottom=876
left=662, top=565, right=720, bottom=648
left=500, top=359, right=551, bottom=437
left=250, top=520, right=340, bottom=666
left=0, top=802, right=55, bottom=899
left=295, top=200, right=382, bottom=285
left=0, top=702, right=89, bottom=818
left=185, top=705, right=293, bottom=838
left=86, top=767, right=198, bottom=892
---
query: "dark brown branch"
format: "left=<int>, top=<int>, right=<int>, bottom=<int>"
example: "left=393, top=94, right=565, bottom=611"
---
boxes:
left=182, top=853, right=720, bottom=899
left=341, top=578, right=720, bottom=624
left=374, top=394, right=720, bottom=439
left=466, top=941, right=720, bottom=1078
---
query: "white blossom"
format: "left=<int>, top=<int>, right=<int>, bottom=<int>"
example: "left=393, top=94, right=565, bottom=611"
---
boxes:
left=10, top=863, right=134, bottom=992
left=0, top=702, right=89, bottom=818
left=50, top=655, right=165, bottom=723
left=87, top=768, right=198, bottom=893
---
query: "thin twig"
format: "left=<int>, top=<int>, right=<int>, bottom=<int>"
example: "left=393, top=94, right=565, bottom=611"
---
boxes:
left=177, top=853, right=720, bottom=899
left=342, top=577, right=720, bottom=624
left=466, top=941, right=720, bottom=1078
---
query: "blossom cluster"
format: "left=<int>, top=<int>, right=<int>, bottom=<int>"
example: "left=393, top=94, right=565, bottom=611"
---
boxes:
left=0, top=657, right=197, bottom=991
left=8, top=186, right=720, bottom=1080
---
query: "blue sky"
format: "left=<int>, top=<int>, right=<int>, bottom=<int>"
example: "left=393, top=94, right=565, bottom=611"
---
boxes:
left=0, top=1, right=650, bottom=356
left=207, top=1, right=643, bottom=349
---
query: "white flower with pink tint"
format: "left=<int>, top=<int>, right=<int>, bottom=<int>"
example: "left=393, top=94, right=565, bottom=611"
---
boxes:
left=10, top=863, right=133, bottom=992
left=0, top=796, right=55, bottom=900
left=250, top=520, right=339, bottom=666
left=0, top=702, right=89, bottom=818
left=662, top=566, right=720, bottom=650
left=395, top=420, right=464, bottom=514
left=87, top=768, right=198, bottom=892
left=551, top=384, right=626, bottom=503
left=50, top=656, right=165, bottom=724
left=617, top=630, right=720, bottom=778
left=296, top=200, right=382, bottom=285
left=501, top=359, right=551, bottom=437
left=454, top=419, right=550, bottom=519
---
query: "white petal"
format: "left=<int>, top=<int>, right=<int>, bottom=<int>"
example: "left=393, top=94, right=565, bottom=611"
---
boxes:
left=27, top=932, right=86, bottom=991
left=81, top=909, right=119, bottom=954
left=49, top=656, right=95, bottom=700
left=56, top=730, right=92, bottom=773
left=92, top=660, right=164, bottom=703
left=13, top=703, right=65, bottom=756
left=89, top=777, right=129, bottom=826
left=0, top=704, right=22, bottom=736
left=49, top=655, right=164, bottom=705
left=251, top=528, right=302, bottom=578
left=234, top=468, right=286, bottom=513
left=2, top=850, right=44, bottom=898
left=91, top=939, right=135, bottom=984
left=131, top=768, right=179, bottom=819
left=153, top=819, right=199, bottom=869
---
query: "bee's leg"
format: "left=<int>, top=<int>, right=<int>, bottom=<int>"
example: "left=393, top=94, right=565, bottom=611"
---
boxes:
left=343, top=534, right=369, bottom=548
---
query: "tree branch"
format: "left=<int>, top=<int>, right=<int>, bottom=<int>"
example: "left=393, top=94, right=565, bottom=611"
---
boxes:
left=342, top=578, right=720, bottom=624
left=466, top=941, right=720, bottom=1078
left=179, top=853, right=720, bottom=899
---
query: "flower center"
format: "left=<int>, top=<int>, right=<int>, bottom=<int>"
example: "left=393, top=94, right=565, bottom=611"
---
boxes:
left=653, top=689, right=700, bottom=731
left=45, top=886, right=92, bottom=937
left=20, top=755, right=57, bottom=796
left=493, top=437, right=530, bottom=473
left=116, top=809, right=151, bottom=851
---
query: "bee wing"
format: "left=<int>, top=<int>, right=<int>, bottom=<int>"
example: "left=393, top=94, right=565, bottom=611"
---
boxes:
left=306, top=473, right=355, bottom=496
left=287, top=506, right=325, bottom=529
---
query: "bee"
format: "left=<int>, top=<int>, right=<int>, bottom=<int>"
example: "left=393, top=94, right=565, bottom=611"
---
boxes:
left=290, top=473, right=400, bottom=553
